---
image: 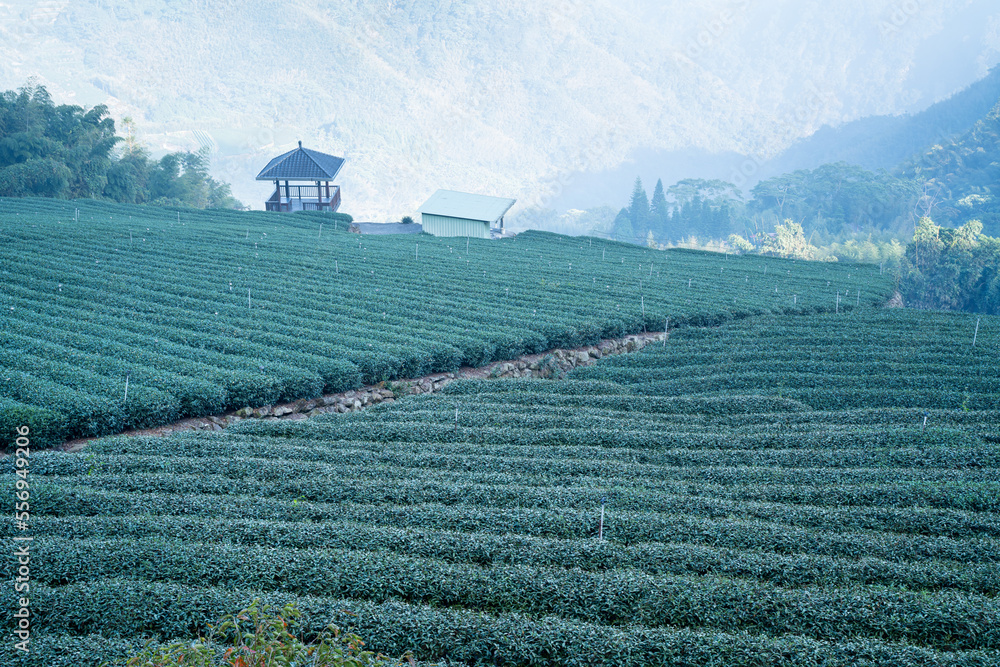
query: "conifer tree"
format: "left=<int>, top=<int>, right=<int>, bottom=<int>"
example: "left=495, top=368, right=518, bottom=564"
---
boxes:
left=649, top=178, right=669, bottom=241
left=628, top=177, right=649, bottom=242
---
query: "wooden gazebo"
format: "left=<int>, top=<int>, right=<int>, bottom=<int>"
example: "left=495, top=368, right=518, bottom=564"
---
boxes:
left=256, top=141, right=345, bottom=212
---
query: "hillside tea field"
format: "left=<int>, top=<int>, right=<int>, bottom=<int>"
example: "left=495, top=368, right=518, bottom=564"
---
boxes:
left=3, top=307, right=999, bottom=666
left=0, top=198, right=890, bottom=447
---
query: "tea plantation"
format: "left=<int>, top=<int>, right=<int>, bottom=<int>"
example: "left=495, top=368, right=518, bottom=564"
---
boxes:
left=3, top=308, right=999, bottom=666
left=0, top=197, right=887, bottom=447
left=2, top=199, right=996, bottom=666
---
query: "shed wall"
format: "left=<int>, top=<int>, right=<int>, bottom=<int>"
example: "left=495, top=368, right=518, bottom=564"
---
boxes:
left=420, top=213, right=490, bottom=238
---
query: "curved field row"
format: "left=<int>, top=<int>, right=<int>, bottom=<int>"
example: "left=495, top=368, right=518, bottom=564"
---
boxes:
left=5, top=579, right=997, bottom=667
left=8, top=536, right=998, bottom=650
left=8, top=515, right=999, bottom=594
left=572, top=310, right=1000, bottom=411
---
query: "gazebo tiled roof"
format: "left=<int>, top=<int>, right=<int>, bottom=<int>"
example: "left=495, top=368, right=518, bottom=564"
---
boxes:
left=256, top=142, right=345, bottom=181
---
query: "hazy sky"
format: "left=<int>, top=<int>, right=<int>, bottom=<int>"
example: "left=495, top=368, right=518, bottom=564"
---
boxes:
left=1, top=0, right=999, bottom=218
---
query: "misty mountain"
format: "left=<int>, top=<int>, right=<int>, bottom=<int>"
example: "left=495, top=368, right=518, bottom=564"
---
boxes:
left=1, top=0, right=999, bottom=220
left=549, top=64, right=1000, bottom=216
left=585, top=71, right=1000, bottom=247
left=762, top=65, right=1000, bottom=177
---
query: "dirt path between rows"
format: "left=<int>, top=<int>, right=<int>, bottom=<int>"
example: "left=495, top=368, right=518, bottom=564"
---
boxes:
left=62, top=331, right=668, bottom=453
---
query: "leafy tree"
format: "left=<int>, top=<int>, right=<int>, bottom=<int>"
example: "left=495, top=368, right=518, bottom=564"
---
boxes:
left=666, top=178, right=742, bottom=208
left=0, top=157, right=71, bottom=197
left=205, top=177, right=242, bottom=209
left=749, top=163, right=918, bottom=237
left=762, top=219, right=817, bottom=260
left=900, top=217, right=1000, bottom=314
left=0, top=81, right=242, bottom=209
left=578, top=205, right=617, bottom=237
left=728, top=233, right=755, bottom=253
left=64, top=104, right=119, bottom=198
left=911, top=215, right=945, bottom=273
left=750, top=173, right=802, bottom=221
left=815, top=236, right=905, bottom=267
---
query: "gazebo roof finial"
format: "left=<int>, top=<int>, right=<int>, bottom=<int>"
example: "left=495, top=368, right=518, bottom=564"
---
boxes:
left=298, top=140, right=302, bottom=148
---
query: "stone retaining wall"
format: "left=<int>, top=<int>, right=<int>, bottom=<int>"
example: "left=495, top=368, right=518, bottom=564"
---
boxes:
left=66, top=331, right=666, bottom=447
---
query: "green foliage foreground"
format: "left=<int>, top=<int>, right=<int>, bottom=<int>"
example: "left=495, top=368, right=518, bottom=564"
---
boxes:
left=114, top=600, right=395, bottom=667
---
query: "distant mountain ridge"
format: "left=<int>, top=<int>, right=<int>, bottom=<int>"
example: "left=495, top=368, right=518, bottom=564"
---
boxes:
left=551, top=64, right=1000, bottom=215
left=764, top=65, right=1000, bottom=175
left=760, top=68, right=1000, bottom=236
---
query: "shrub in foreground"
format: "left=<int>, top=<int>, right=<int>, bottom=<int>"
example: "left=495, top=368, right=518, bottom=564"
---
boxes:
left=109, top=600, right=401, bottom=667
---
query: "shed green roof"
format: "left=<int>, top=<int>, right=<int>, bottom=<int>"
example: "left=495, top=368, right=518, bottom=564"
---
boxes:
left=417, top=189, right=516, bottom=223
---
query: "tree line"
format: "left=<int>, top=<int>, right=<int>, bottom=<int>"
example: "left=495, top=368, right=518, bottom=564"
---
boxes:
left=0, top=81, right=241, bottom=208
left=605, top=97, right=1000, bottom=316
left=901, top=217, right=1000, bottom=314
left=611, top=163, right=919, bottom=248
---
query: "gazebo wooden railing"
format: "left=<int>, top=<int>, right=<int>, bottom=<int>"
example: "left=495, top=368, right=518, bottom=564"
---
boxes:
left=265, top=184, right=341, bottom=212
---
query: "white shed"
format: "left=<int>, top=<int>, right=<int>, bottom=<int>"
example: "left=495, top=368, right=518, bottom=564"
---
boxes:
left=418, top=190, right=516, bottom=239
